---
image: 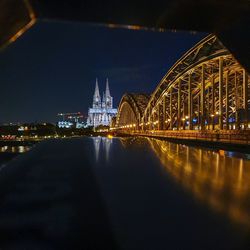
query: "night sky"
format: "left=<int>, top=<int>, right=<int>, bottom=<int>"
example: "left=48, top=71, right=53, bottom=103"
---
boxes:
left=0, top=21, right=207, bottom=124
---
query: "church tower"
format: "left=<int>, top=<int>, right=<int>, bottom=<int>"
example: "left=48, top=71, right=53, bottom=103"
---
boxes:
left=93, top=78, right=101, bottom=108
left=105, top=78, right=113, bottom=109
left=102, top=92, right=106, bottom=108
left=87, top=78, right=117, bottom=127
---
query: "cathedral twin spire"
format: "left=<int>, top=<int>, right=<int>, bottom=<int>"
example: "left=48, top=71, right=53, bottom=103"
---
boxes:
left=93, top=78, right=112, bottom=109
left=105, top=78, right=110, bottom=97
left=88, top=78, right=117, bottom=127
left=94, top=78, right=100, bottom=99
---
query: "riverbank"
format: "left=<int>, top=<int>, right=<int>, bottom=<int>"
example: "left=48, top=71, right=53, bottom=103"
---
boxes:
left=0, top=139, right=40, bottom=147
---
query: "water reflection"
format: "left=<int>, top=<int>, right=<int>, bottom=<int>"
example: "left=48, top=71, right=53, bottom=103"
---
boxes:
left=93, top=137, right=101, bottom=162
left=103, top=137, right=112, bottom=161
left=93, top=136, right=113, bottom=162
left=146, top=138, right=250, bottom=228
left=0, top=146, right=31, bottom=154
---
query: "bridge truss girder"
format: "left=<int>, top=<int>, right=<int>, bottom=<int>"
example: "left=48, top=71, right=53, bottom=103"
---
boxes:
left=141, top=35, right=249, bottom=131
left=116, top=94, right=150, bottom=130
left=116, top=101, right=139, bottom=129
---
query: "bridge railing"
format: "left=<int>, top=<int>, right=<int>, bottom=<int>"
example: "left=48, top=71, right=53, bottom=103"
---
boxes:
left=118, top=129, right=250, bottom=144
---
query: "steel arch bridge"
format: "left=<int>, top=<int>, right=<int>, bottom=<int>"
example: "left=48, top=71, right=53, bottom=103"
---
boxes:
left=116, top=34, right=249, bottom=132
left=116, top=93, right=150, bottom=130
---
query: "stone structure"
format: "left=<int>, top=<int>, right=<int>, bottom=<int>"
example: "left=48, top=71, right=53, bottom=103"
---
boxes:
left=87, top=79, right=117, bottom=127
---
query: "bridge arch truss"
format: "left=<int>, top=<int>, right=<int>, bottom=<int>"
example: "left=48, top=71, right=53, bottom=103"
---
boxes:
left=141, top=34, right=249, bottom=131
left=116, top=93, right=150, bottom=130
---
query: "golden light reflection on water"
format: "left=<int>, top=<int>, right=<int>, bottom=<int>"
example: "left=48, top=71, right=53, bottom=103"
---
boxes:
left=147, top=138, right=250, bottom=228
left=0, top=146, right=31, bottom=154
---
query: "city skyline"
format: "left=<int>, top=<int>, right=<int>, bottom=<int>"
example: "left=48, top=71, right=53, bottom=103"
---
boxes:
left=0, top=21, right=206, bottom=123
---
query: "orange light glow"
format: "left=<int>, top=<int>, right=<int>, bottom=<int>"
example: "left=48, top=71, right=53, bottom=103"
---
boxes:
left=106, top=23, right=166, bottom=33
left=7, top=0, right=36, bottom=46
left=9, top=19, right=36, bottom=44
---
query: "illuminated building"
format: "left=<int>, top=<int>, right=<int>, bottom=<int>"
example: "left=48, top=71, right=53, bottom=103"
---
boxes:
left=87, top=78, right=117, bottom=127
left=57, top=121, right=74, bottom=129
left=57, top=112, right=85, bottom=128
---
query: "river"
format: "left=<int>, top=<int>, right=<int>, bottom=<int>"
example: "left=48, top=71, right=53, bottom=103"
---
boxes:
left=0, top=136, right=250, bottom=249
left=87, top=136, right=250, bottom=249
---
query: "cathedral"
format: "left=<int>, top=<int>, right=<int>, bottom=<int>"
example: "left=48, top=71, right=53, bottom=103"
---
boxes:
left=87, top=78, right=117, bottom=127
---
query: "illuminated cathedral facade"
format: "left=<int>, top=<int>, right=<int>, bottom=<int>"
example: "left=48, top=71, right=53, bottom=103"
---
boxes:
left=87, top=78, right=117, bottom=127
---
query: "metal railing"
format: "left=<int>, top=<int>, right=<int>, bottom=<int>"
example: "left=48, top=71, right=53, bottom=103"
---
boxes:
left=118, top=129, right=250, bottom=144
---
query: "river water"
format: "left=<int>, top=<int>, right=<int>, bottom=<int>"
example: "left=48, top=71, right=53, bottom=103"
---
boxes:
left=86, top=136, right=250, bottom=249
left=0, top=137, right=250, bottom=249
left=0, top=145, right=31, bottom=166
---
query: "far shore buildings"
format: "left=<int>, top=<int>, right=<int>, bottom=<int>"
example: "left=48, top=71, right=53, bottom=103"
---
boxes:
left=87, top=78, right=117, bottom=127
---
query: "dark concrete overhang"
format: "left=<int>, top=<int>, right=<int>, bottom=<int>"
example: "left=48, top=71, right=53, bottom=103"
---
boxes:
left=0, top=0, right=249, bottom=72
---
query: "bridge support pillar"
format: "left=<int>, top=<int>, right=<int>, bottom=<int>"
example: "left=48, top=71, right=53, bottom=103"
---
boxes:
left=235, top=72, right=239, bottom=129
left=201, top=64, right=205, bottom=130
left=170, top=88, right=173, bottom=130
left=160, top=102, right=164, bottom=130
left=225, top=71, right=229, bottom=130
left=152, top=109, right=154, bottom=130
left=156, top=103, right=161, bottom=130
left=163, top=95, right=166, bottom=130
left=137, top=114, right=140, bottom=131
left=211, top=76, right=215, bottom=130
left=188, top=74, right=193, bottom=130
left=149, top=106, right=152, bottom=130
left=143, top=116, right=146, bottom=131
left=198, top=96, right=200, bottom=129
left=243, top=69, right=249, bottom=129
left=178, top=80, right=181, bottom=130
left=219, top=57, right=224, bottom=130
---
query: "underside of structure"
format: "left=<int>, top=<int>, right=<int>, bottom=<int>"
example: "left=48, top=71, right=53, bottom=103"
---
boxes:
left=0, top=1, right=249, bottom=73
left=117, top=34, right=250, bottom=132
